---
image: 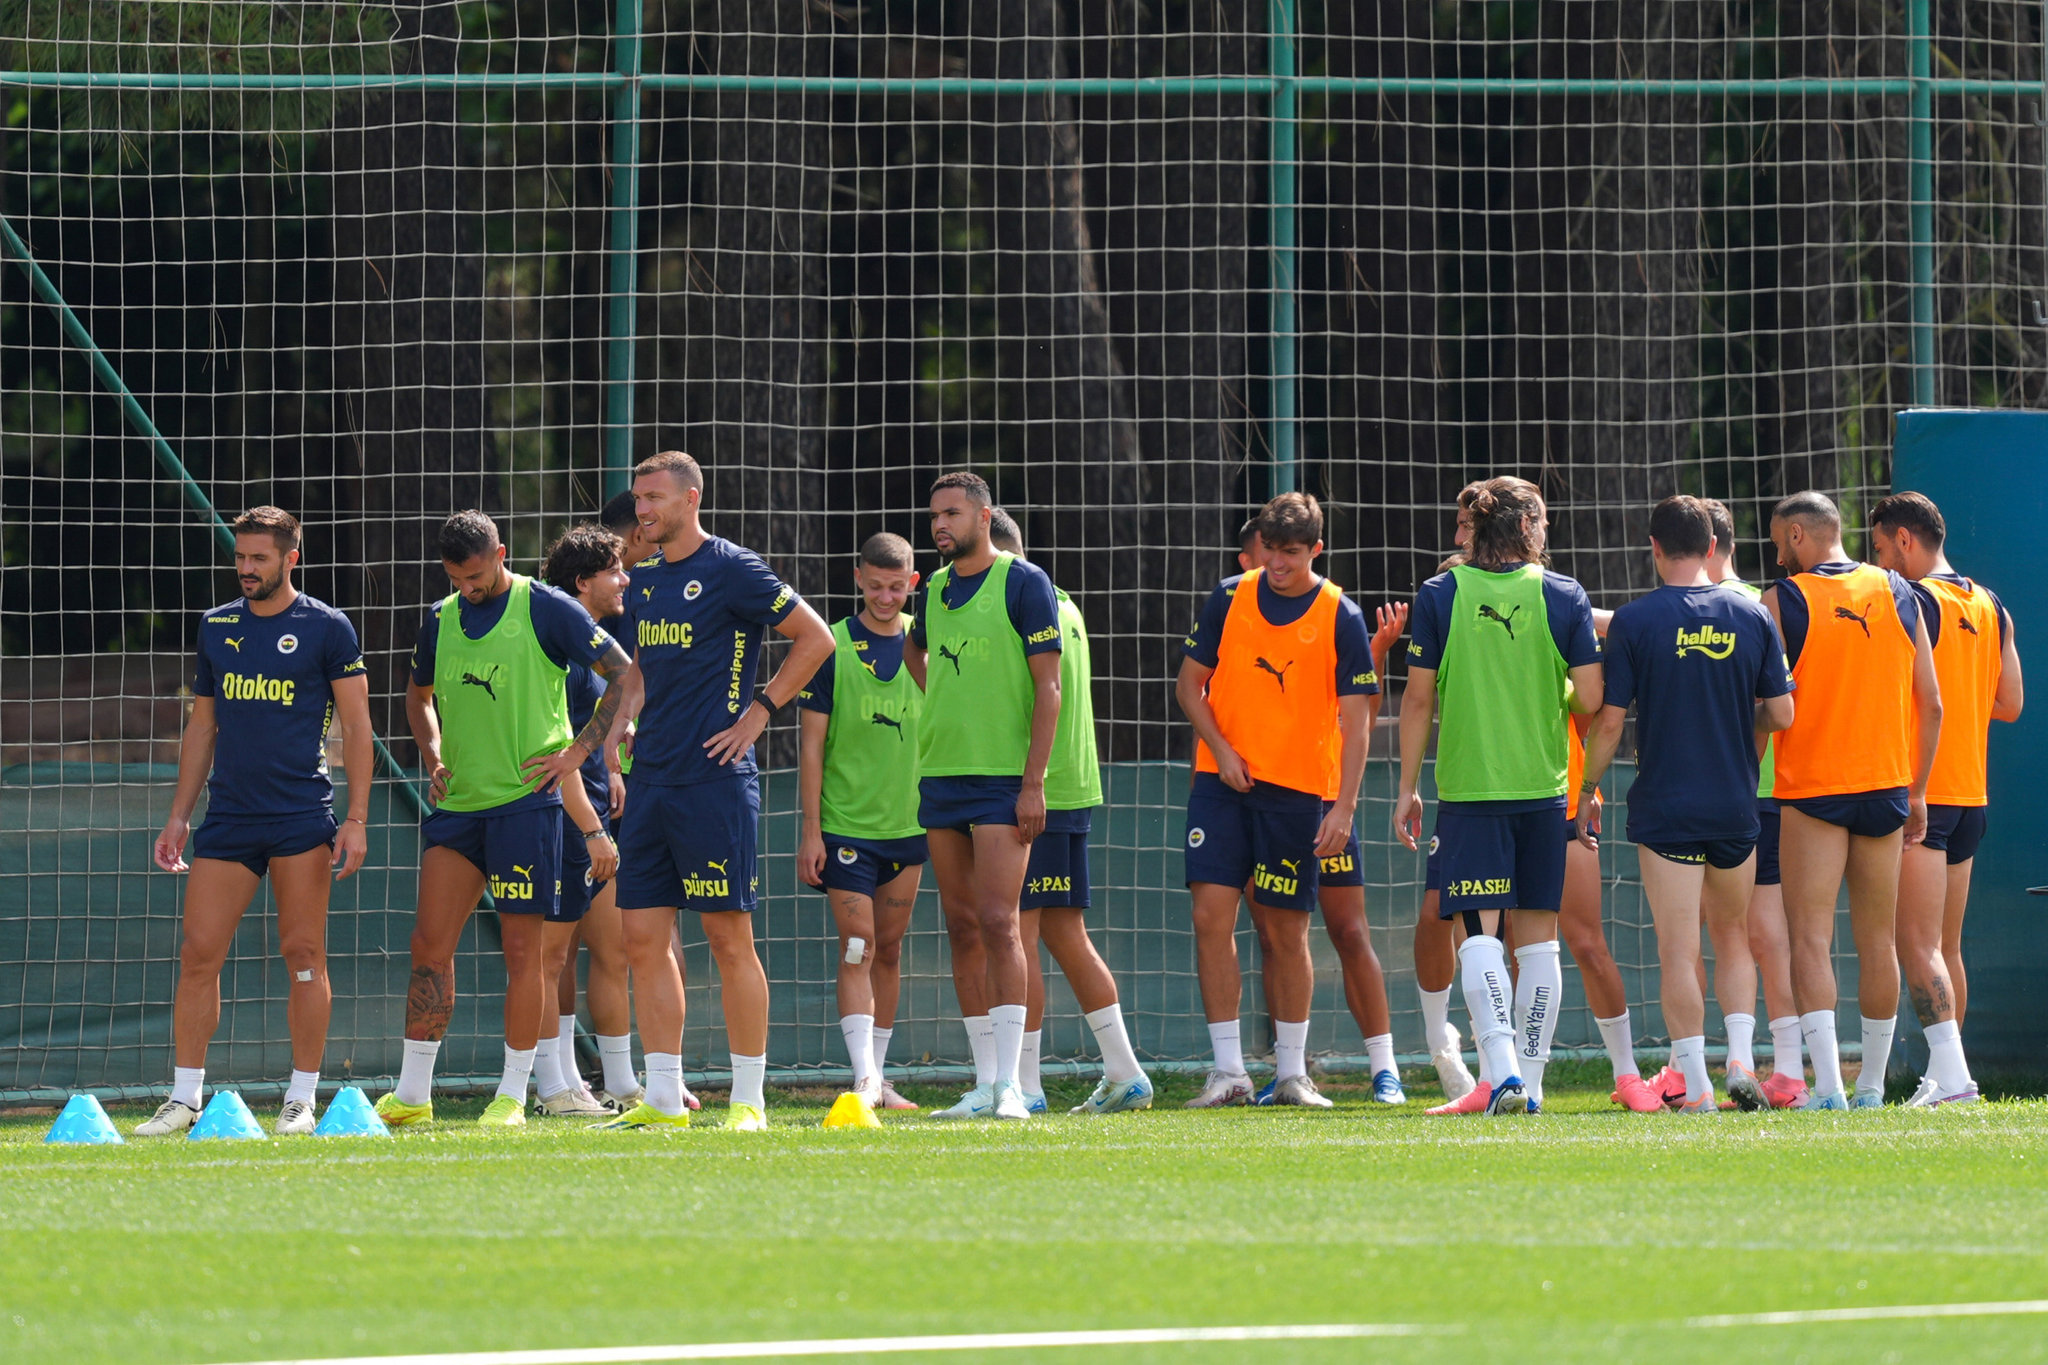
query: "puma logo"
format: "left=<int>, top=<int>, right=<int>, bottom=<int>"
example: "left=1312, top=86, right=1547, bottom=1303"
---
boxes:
left=223, top=637, right=244, bottom=653
left=1479, top=603, right=1521, bottom=639
left=1280, top=858, right=1300, bottom=875
left=511, top=863, right=534, bottom=881
left=1834, top=604, right=1872, bottom=638
left=641, top=586, right=653, bottom=600
left=1254, top=657, right=1293, bottom=692
left=936, top=643, right=964, bottom=675
left=871, top=713, right=904, bottom=739
left=707, top=858, right=729, bottom=875
left=460, top=668, right=500, bottom=701
left=1957, top=614, right=1980, bottom=636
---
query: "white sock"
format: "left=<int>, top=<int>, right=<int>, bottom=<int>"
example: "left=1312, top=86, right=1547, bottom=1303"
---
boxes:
left=1476, top=1028, right=1496, bottom=1086
left=1207, top=1018, right=1246, bottom=1076
left=1274, top=1018, right=1310, bottom=1082
left=1019, top=1029, right=1043, bottom=1094
left=873, top=1026, right=894, bottom=1073
left=1514, top=940, right=1563, bottom=1102
left=1725, top=1013, right=1757, bottom=1073
left=1857, top=1014, right=1897, bottom=1097
left=988, top=1004, right=1027, bottom=1089
left=1802, top=1010, right=1843, bottom=1097
left=1596, top=1011, right=1639, bottom=1081
left=841, top=1013, right=877, bottom=1087
left=1923, top=1018, right=1973, bottom=1093
left=965, top=1015, right=996, bottom=1087
left=597, top=1034, right=638, bottom=1096
left=1419, top=985, right=1455, bottom=1054
left=730, top=1052, right=767, bottom=1111
left=531, top=1035, right=570, bottom=1101
left=557, top=1015, right=578, bottom=1074
left=285, top=1069, right=319, bottom=1106
left=1365, top=1033, right=1397, bottom=1077
left=1769, top=1015, right=1804, bottom=1082
left=172, top=1066, right=205, bottom=1110
left=396, top=1039, right=440, bottom=1107
left=496, top=1044, right=536, bottom=1103
left=644, top=1052, right=684, bottom=1115
left=1673, top=1035, right=1711, bottom=1103
left=1458, top=936, right=1518, bottom=1087
left=1085, top=1004, right=1143, bottom=1083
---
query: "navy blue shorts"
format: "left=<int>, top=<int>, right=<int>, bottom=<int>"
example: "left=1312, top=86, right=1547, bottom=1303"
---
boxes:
left=920, top=775, right=1023, bottom=834
left=1923, top=805, right=1987, bottom=864
left=1023, top=807, right=1094, bottom=911
left=1784, top=790, right=1909, bottom=840
left=1184, top=774, right=1321, bottom=912
left=1424, top=831, right=1443, bottom=895
left=820, top=833, right=929, bottom=899
left=1433, top=800, right=1569, bottom=916
left=557, top=809, right=611, bottom=925
left=616, top=775, right=759, bottom=913
left=1318, top=822, right=1364, bottom=891
left=1755, top=803, right=1781, bottom=886
left=191, top=811, right=336, bottom=879
left=1640, top=837, right=1757, bottom=871
left=422, top=804, right=563, bottom=917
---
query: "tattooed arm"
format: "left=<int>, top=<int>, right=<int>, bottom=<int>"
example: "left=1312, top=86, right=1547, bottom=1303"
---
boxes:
left=522, top=642, right=634, bottom=792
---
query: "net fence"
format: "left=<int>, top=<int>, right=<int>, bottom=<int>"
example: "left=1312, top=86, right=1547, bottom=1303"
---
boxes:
left=2, top=1, right=2044, bottom=1096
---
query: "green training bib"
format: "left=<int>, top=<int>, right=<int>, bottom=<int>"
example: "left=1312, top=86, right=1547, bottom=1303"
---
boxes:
left=1433, top=563, right=1571, bottom=802
left=432, top=575, right=572, bottom=812
left=820, top=616, right=925, bottom=840
left=1044, top=589, right=1102, bottom=810
left=918, top=553, right=1040, bottom=778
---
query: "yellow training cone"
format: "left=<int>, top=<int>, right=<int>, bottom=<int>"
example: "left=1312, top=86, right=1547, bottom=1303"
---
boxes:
left=823, top=1091, right=882, bottom=1129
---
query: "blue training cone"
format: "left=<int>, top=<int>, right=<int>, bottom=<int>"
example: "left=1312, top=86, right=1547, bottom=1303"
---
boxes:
left=313, top=1086, right=390, bottom=1138
left=45, top=1094, right=123, bottom=1145
left=187, top=1090, right=266, bottom=1141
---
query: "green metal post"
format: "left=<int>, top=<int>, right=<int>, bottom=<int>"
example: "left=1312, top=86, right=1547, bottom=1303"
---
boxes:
left=603, top=0, right=644, bottom=499
left=1267, top=0, right=1299, bottom=494
left=1909, top=0, right=1937, bottom=407
left=1, top=211, right=431, bottom=818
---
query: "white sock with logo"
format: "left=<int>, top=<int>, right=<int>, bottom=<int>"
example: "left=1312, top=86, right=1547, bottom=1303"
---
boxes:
left=1769, top=1015, right=1804, bottom=1083
left=1274, top=1018, right=1310, bottom=1082
left=1673, top=1035, right=1711, bottom=1103
left=1802, top=1011, right=1843, bottom=1098
left=597, top=1034, right=638, bottom=1096
left=730, top=1052, right=767, bottom=1111
left=1085, top=1004, right=1143, bottom=1084
left=1019, top=1029, right=1043, bottom=1094
left=496, top=1044, right=536, bottom=1104
left=285, top=1069, right=319, bottom=1107
left=1857, top=1014, right=1897, bottom=1098
left=1596, top=1012, right=1639, bottom=1081
left=1419, top=986, right=1455, bottom=1055
left=1458, top=936, right=1517, bottom=1088
left=1923, top=1019, right=1973, bottom=1094
left=556, top=1015, right=578, bottom=1077
left=644, top=1052, right=684, bottom=1115
left=1724, top=1012, right=1757, bottom=1073
left=1514, top=940, right=1563, bottom=1103
left=396, top=1039, right=440, bottom=1107
left=841, top=1013, right=876, bottom=1087
left=964, top=1015, right=996, bottom=1087
left=530, top=1034, right=569, bottom=1100
left=1365, top=1033, right=1397, bottom=1078
left=989, top=1004, right=1027, bottom=1089
left=171, top=1066, right=205, bottom=1110
left=1207, top=1019, right=1245, bottom=1076
left=872, top=1026, right=894, bottom=1074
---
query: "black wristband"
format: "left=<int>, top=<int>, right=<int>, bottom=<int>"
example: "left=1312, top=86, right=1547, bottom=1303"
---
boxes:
left=755, top=691, right=783, bottom=719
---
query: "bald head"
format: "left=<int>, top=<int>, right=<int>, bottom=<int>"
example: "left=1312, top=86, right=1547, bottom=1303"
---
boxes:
left=1769, top=490, right=1845, bottom=573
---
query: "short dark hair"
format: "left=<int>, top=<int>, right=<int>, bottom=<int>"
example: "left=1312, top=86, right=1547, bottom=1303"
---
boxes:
left=1255, top=492, right=1323, bottom=551
left=931, top=470, right=992, bottom=508
left=1701, top=497, right=1737, bottom=553
left=1771, top=490, right=1840, bottom=535
left=859, top=531, right=915, bottom=571
left=231, top=505, right=301, bottom=556
left=1238, top=516, right=1260, bottom=551
left=1870, top=490, right=1946, bottom=550
left=1649, top=495, right=1713, bottom=559
left=437, top=509, right=501, bottom=564
left=987, top=507, right=1023, bottom=554
left=600, top=489, right=638, bottom=535
left=634, top=450, right=703, bottom=493
left=540, top=523, right=623, bottom=595
left=1462, top=477, right=1546, bottom=567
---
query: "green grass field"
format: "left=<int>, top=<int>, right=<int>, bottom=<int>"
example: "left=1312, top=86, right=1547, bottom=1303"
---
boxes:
left=4, top=1067, right=2047, bottom=1365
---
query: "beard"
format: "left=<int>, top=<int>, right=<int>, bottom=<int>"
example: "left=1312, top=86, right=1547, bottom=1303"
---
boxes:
left=243, top=569, right=285, bottom=602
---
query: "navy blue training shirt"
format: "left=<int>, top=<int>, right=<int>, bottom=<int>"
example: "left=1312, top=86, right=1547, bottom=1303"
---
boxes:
left=1604, top=584, right=1793, bottom=845
left=621, top=538, right=801, bottom=786
left=1181, top=574, right=1380, bottom=696
left=799, top=614, right=907, bottom=715
left=563, top=612, right=621, bottom=817
left=910, top=556, right=1062, bottom=657
left=192, top=593, right=366, bottom=820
